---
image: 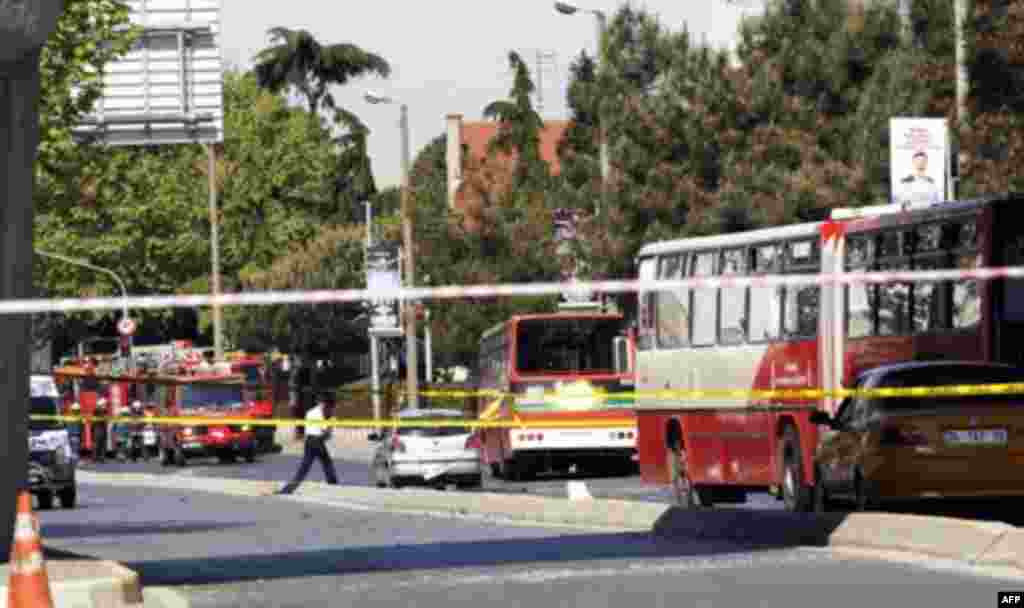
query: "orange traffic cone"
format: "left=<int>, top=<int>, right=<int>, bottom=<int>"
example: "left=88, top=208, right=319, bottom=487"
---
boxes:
left=7, top=490, right=54, bottom=608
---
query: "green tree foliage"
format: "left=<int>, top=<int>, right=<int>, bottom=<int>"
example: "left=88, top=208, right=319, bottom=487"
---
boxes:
left=225, top=224, right=368, bottom=360
left=35, top=0, right=138, bottom=213
left=253, top=27, right=391, bottom=118
left=558, top=51, right=600, bottom=190
left=33, top=0, right=140, bottom=355
left=404, top=130, right=560, bottom=369
left=961, top=0, right=1024, bottom=194
left=36, top=70, right=363, bottom=344
left=564, top=1, right=944, bottom=284
left=483, top=51, right=551, bottom=191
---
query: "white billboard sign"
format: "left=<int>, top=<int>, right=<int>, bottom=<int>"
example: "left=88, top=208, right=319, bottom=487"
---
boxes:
left=72, top=0, right=224, bottom=146
left=366, top=242, right=402, bottom=334
left=890, top=117, right=948, bottom=206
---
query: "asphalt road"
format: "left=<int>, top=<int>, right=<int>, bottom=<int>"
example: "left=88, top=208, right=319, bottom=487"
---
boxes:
left=38, top=482, right=1022, bottom=608
left=73, top=450, right=766, bottom=505
left=75, top=451, right=1024, bottom=524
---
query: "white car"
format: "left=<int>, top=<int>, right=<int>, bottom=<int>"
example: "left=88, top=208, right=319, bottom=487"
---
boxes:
left=369, top=408, right=483, bottom=490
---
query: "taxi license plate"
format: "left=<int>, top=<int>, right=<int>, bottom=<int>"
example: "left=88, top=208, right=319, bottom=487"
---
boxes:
left=943, top=429, right=1008, bottom=446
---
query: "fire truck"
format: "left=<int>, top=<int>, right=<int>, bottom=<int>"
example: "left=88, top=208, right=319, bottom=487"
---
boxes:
left=54, top=341, right=278, bottom=462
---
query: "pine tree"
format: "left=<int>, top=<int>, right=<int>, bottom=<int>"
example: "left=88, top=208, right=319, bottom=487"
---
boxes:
left=961, top=0, right=1024, bottom=194
left=483, top=51, right=550, bottom=191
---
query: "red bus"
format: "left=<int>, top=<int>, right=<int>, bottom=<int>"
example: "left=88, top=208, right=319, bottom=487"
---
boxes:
left=476, top=303, right=637, bottom=481
left=633, top=194, right=1024, bottom=511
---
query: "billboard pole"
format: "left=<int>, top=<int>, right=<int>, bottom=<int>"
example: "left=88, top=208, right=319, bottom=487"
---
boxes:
left=207, top=143, right=224, bottom=360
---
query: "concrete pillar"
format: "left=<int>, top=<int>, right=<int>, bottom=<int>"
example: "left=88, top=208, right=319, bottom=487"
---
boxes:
left=445, top=114, right=463, bottom=209
left=0, top=0, right=65, bottom=563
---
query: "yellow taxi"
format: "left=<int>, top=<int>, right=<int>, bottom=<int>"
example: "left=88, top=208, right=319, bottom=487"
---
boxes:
left=810, top=361, right=1024, bottom=511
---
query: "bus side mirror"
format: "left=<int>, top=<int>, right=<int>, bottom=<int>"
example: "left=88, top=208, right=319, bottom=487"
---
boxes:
left=613, top=336, right=631, bottom=374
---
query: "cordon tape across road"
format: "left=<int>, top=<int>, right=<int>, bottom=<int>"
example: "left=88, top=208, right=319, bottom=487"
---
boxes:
left=27, top=379, right=1024, bottom=429
left=0, top=265, right=1022, bottom=314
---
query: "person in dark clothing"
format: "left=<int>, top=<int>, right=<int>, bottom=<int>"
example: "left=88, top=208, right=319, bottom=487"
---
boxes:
left=92, top=398, right=108, bottom=463
left=274, top=393, right=339, bottom=495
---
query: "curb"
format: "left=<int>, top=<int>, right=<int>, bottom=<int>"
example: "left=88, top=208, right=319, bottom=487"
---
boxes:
left=651, top=506, right=1024, bottom=577
left=0, top=560, right=143, bottom=608
left=143, top=587, right=193, bottom=608
left=77, top=471, right=1024, bottom=579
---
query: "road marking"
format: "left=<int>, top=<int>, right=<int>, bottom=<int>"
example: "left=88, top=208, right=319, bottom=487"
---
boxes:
left=329, top=549, right=835, bottom=593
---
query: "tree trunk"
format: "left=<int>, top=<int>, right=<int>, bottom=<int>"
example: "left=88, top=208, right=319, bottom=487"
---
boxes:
left=0, top=0, right=65, bottom=563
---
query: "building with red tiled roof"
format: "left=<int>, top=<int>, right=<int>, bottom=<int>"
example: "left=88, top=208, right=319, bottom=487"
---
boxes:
left=445, top=114, right=569, bottom=212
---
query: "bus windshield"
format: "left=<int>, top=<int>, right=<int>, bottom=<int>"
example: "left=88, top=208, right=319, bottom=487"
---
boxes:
left=515, top=318, right=620, bottom=375
left=180, top=384, right=245, bottom=410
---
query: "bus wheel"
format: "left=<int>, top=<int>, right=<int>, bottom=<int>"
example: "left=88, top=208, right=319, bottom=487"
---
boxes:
left=667, top=447, right=704, bottom=509
left=780, top=426, right=812, bottom=512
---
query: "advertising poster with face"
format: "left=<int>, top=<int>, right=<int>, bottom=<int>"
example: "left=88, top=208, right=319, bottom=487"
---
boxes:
left=890, top=118, right=948, bottom=206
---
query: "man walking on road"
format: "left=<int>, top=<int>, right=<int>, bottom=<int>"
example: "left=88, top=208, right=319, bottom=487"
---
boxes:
left=274, top=392, right=339, bottom=495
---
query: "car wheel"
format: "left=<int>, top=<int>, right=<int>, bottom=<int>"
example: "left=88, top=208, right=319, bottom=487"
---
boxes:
left=244, top=446, right=257, bottom=463
left=160, top=448, right=173, bottom=467
left=174, top=447, right=187, bottom=467
left=780, top=426, right=813, bottom=513
left=457, top=475, right=483, bottom=490
left=854, top=470, right=877, bottom=512
left=373, top=465, right=387, bottom=488
left=37, top=491, right=54, bottom=511
left=489, top=462, right=501, bottom=479
left=58, top=486, right=77, bottom=509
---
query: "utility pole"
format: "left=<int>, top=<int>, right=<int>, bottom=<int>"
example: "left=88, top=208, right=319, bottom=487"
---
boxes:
left=954, top=0, right=968, bottom=199
left=534, top=49, right=557, bottom=114
left=399, top=103, right=418, bottom=410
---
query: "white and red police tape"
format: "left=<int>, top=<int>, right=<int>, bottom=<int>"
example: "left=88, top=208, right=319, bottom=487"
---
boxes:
left=1, top=266, right=1022, bottom=315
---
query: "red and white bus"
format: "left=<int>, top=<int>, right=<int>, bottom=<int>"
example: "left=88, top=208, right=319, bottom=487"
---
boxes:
left=476, top=303, right=637, bottom=480
left=633, top=194, right=1024, bottom=511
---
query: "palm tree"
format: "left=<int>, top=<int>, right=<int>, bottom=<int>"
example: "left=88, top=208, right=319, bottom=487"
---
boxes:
left=253, top=27, right=391, bottom=117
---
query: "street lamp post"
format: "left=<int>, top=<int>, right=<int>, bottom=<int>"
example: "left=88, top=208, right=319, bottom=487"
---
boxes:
left=35, top=249, right=132, bottom=366
left=365, top=92, right=419, bottom=409
left=555, top=1, right=610, bottom=212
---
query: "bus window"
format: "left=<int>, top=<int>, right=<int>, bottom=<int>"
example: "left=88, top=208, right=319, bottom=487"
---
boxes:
left=656, top=254, right=689, bottom=349
left=846, top=235, right=874, bottom=338
left=749, top=244, right=781, bottom=342
left=783, top=240, right=818, bottom=339
left=877, top=260, right=911, bottom=336
left=515, top=318, right=620, bottom=374
left=911, top=257, right=945, bottom=333
left=691, top=252, right=717, bottom=346
left=719, top=248, right=746, bottom=345
left=953, top=251, right=981, bottom=329
left=637, top=257, right=658, bottom=351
